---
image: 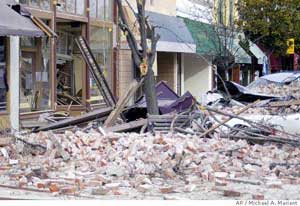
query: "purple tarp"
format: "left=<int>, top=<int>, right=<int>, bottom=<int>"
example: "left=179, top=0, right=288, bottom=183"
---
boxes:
left=136, top=81, right=194, bottom=114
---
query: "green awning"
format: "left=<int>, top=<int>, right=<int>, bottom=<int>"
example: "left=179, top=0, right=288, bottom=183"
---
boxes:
left=182, top=18, right=223, bottom=56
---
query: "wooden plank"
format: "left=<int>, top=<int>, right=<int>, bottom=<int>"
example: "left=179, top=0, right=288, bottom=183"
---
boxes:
left=269, top=99, right=300, bottom=107
left=34, top=107, right=112, bottom=132
left=21, top=121, right=48, bottom=129
left=104, top=78, right=144, bottom=127
left=104, top=119, right=148, bottom=133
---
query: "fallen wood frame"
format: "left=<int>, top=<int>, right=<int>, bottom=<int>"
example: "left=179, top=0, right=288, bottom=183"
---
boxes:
left=34, top=107, right=112, bottom=132
left=220, top=134, right=300, bottom=147
left=268, top=99, right=300, bottom=107
left=148, top=114, right=190, bottom=132
left=104, top=119, right=148, bottom=133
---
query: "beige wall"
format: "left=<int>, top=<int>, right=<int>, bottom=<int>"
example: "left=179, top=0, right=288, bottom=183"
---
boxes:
left=184, top=54, right=212, bottom=101
left=126, top=0, right=177, bottom=16
left=157, top=52, right=176, bottom=91
left=118, top=49, right=134, bottom=99
left=119, top=0, right=178, bottom=98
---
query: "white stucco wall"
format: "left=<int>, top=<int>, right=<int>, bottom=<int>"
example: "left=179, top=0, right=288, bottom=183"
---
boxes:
left=183, top=53, right=212, bottom=101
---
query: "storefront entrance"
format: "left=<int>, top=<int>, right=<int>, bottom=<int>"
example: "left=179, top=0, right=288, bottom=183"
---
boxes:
left=56, top=21, right=85, bottom=106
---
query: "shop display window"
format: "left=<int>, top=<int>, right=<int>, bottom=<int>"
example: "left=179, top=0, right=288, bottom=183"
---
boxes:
left=89, top=26, right=112, bottom=104
left=20, top=37, right=51, bottom=113
left=56, top=24, right=84, bottom=106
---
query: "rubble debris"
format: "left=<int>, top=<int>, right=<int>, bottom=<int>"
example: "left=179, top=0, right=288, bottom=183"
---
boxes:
left=104, top=78, right=144, bottom=128
left=0, top=125, right=298, bottom=199
left=0, top=137, right=13, bottom=146
left=148, top=114, right=193, bottom=133
left=199, top=100, right=259, bottom=138
left=104, top=119, right=147, bottom=133
left=34, top=107, right=112, bottom=132
left=223, top=190, right=241, bottom=197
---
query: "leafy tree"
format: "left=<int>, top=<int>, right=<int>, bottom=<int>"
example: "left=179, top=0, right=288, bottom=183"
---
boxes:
left=237, top=0, right=300, bottom=54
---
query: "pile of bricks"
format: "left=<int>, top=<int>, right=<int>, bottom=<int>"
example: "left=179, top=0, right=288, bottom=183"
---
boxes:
left=0, top=130, right=300, bottom=199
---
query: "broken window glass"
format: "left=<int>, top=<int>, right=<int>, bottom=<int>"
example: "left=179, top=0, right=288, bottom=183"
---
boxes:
left=105, top=0, right=112, bottom=21
left=76, top=0, right=85, bottom=15
left=20, top=0, right=50, bottom=10
left=98, top=0, right=105, bottom=20
left=40, top=0, right=50, bottom=10
left=0, top=37, right=7, bottom=112
left=90, top=0, right=97, bottom=18
left=66, top=0, right=76, bottom=13
left=57, top=0, right=66, bottom=12
left=20, top=37, right=51, bottom=113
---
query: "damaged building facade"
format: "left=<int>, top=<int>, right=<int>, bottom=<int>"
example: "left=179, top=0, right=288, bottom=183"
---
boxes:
left=0, top=0, right=269, bottom=131
left=0, top=0, right=117, bottom=131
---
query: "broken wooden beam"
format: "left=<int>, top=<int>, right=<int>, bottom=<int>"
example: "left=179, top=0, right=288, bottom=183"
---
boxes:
left=199, top=100, right=260, bottom=138
left=104, top=78, right=144, bottom=128
left=34, top=107, right=112, bottom=132
left=269, top=99, right=300, bottom=107
left=104, top=119, right=147, bottom=133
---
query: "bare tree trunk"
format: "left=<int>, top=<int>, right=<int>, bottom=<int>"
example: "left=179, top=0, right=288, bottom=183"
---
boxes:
left=116, top=0, right=159, bottom=115
left=144, top=65, right=159, bottom=114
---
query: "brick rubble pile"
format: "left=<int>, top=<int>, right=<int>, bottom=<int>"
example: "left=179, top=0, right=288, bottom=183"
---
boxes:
left=0, top=131, right=300, bottom=199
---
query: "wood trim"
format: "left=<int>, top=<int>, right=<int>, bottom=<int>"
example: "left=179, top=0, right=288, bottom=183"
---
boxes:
left=56, top=13, right=88, bottom=22
left=51, top=1, right=57, bottom=111
left=90, top=20, right=113, bottom=28
left=56, top=105, right=86, bottom=112
left=23, top=7, right=53, bottom=19
left=86, top=0, right=91, bottom=108
left=81, top=23, right=88, bottom=110
left=20, top=110, right=53, bottom=118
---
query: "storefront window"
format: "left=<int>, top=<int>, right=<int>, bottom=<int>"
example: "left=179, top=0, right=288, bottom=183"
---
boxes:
left=90, top=26, right=113, bottom=104
left=56, top=24, right=84, bottom=106
left=20, top=37, right=51, bottom=113
left=0, top=37, right=7, bottom=112
left=90, top=0, right=113, bottom=21
left=20, top=0, right=51, bottom=10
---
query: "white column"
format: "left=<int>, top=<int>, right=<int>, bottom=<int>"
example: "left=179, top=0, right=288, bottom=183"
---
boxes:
left=181, top=54, right=185, bottom=94
left=9, top=36, right=20, bottom=132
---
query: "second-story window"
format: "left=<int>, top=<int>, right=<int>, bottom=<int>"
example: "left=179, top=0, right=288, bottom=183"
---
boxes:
left=19, top=0, right=51, bottom=10
left=57, top=0, right=85, bottom=16
left=90, top=0, right=113, bottom=21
